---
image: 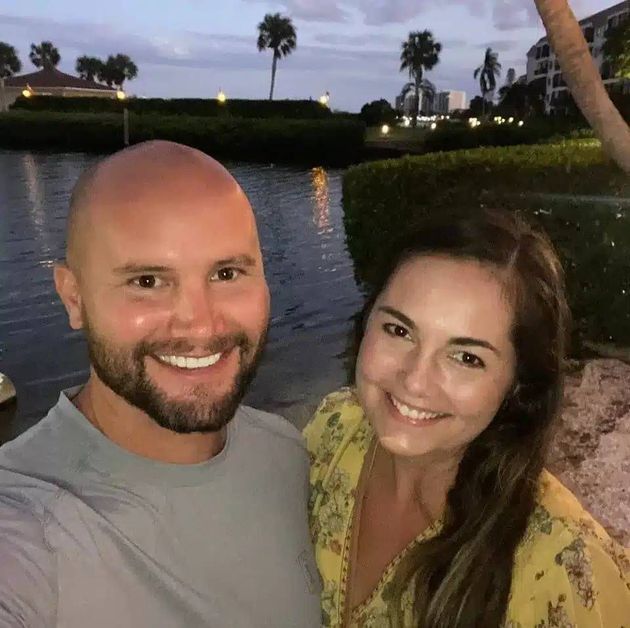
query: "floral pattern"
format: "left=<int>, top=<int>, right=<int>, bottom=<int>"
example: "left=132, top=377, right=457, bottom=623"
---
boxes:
left=304, top=390, right=630, bottom=627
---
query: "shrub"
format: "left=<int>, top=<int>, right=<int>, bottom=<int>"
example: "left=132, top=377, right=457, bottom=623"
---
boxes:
left=342, top=140, right=630, bottom=351
left=359, top=99, right=398, bottom=127
left=0, top=111, right=365, bottom=166
left=11, top=95, right=333, bottom=119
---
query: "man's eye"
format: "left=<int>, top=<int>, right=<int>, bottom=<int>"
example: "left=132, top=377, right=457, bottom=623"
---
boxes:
left=131, top=275, right=161, bottom=289
left=212, top=268, right=241, bottom=282
left=383, top=323, right=411, bottom=340
left=451, top=351, right=485, bottom=369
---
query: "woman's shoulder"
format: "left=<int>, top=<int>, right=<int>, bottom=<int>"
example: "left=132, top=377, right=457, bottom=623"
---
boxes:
left=509, top=470, right=630, bottom=626
left=302, top=387, right=367, bottom=455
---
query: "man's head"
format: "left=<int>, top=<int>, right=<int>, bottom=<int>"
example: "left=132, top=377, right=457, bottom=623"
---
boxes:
left=55, top=141, right=270, bottom=434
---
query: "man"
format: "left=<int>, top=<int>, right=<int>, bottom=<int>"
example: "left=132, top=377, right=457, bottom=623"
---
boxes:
left=0, top=141, right=321, bottom=627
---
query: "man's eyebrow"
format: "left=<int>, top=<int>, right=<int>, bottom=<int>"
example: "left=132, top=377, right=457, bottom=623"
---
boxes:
left=213, top=255, right=258, bottom=268
left=113, top=264, right=172, bottom=275
left=377, top=306, right=417, bottom=331
left=112, top=256, right=258, bottom=275
left=448, top=337, right=501, bottom=355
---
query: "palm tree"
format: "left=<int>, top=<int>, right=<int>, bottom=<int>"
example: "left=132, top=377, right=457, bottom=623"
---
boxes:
left=257, top=13, right=297, bottom=101
left=29, top=41, right=60, bottom=69
left=400, top=79, right=436, bottom=116
left=474, top=47, right=502, bottom=117
left=76, top=55, right=104, bottom=82
left=400, top=30, right=442, bottom=127
left=98, top=54, right=138, bottom=89
left=0, top=42, right=21, bottom=112
left=534, top=0, right=630, bottom=173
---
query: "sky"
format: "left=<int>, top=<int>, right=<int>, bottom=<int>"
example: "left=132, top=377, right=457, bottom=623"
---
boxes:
left=0, top=0, right=618, bottom=111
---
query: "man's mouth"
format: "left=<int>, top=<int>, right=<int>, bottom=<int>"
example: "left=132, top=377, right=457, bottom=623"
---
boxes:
left=389, top=394, right=449, bottom=421
left=156, top=353, right=224, bottom=370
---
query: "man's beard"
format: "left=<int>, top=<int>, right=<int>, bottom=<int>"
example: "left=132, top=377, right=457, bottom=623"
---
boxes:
left=83, top=321, right=267, bottom=434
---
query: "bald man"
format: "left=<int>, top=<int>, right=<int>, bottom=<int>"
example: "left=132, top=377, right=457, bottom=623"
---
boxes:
left=0, top=142, right=321, bottom=627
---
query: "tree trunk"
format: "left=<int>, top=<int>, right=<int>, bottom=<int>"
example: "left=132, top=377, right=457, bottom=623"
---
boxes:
left=534, top=0, right=630, bottom=173
left=411, top=73, right=422, bottom=129
left=0, top=77, right=5, bottom=113
left=269, top=54, right=278, bottom=101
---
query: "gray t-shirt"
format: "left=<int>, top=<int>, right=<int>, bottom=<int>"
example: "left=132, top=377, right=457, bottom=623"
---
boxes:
left=0, top=389, right=321, bottom=628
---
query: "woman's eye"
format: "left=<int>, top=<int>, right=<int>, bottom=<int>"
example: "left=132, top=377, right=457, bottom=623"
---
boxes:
left=212, top=267, right=241, bottom=282
left=452, top=351, right=485, bottom=369
left=131, top=275, right=161, bottom=289
left=383, top=323, right=411, bottom=339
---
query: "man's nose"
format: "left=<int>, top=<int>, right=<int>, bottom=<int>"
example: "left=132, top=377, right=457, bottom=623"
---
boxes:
left=170, top=281, right=226, bottom=338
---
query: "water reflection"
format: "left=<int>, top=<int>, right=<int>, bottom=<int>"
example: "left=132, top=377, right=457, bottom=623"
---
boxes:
left=311, top=167, right=331, bottom=232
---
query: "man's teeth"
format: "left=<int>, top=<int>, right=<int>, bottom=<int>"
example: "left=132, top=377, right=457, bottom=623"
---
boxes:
left=390, top=395, right=445, bottom=421
left=157, top=354, right=222, bottom=369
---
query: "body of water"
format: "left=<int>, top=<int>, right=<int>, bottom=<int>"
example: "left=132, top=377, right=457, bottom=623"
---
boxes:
left=0, top=150, right=364, bottom=442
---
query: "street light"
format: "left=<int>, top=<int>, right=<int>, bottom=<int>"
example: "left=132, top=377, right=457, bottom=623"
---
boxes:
left=319, top=91, right=330, bottom=106
left=381, top=124, right=390, bottom=135
left=22, top=87, right=32, bottom=98
left=217, top=89, right=227, bottom=103
left=116, top=90, right=126, bottom=100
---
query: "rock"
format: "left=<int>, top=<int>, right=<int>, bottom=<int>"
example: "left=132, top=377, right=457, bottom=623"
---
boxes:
left=0, top=373, right=17, bottom=407
left=548, top=359, right=630, bottom=546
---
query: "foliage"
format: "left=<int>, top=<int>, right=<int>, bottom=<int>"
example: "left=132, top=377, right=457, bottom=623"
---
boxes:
left=359, top=99, right=397, bottom=126
left=29, top=41, right=60, bottom=69
left=0, top=111, right=365, bottom=166
left=98, top=54, right=138, bottom=88
left=342, top=141, right=630, bottom=350
left=75, top=56, right=104, bottom=81
left=474, top=47, right=502, bottom=106
left=497, top=81, right=546, bottom=118
left=11, top=95, right=333, bottom=119
left=399, top=30, right=442, bottom=126
left=0, top=42, right=21, bottom=79
left=257, top=13, right=297, bottom=100
left=602, top=16, right=630, bottom=78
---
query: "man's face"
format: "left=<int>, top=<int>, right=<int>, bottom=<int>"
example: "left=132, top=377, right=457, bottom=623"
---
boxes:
left=62, top=164, right=270, bottom=433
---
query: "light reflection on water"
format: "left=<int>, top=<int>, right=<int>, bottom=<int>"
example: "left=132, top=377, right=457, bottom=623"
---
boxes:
left=0, top=150, right=364, bottom=442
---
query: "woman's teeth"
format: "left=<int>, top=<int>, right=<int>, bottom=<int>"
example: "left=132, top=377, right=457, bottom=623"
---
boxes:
left=157, top=354, right=222, bottom=369
left=390, top=395, right=446, bottom=421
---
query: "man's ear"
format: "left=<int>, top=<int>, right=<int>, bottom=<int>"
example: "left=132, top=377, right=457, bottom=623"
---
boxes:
left=54, top=263, right=84, bottom=330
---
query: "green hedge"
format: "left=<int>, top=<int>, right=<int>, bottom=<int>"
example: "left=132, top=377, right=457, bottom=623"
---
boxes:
left=0, top=111, right=365, bottom=166
left=343, top=140, right=630, bottom=351
left=11, top=95, right=333, bottom=119
left=422, top=121, right=582, bottom=153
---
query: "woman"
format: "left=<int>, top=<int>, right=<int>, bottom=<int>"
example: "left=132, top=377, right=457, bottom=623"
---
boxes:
left=304, top=210, right=630, bottom=627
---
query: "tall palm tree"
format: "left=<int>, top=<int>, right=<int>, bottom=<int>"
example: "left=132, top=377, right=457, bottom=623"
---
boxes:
left=400, top=79, right=436, bottom=116
left=0, top=42, right=21, bottom=112
left=534, top=0, right=630, bottom=173
left=257, top=13, right=297, bottom=101
left=474, top=47, right=502, bottom=117
left=29, top=41, right=60, bottom=69
left=76, top=55, right=104, bottom=82
left=400, top=30, right=442, bottom=127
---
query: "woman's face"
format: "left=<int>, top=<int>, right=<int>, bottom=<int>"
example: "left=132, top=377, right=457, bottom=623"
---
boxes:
left=356, top=255, right=517, bottom=461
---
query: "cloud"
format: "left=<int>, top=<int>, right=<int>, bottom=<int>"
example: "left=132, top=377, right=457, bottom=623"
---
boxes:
left=476, top=39, right=521, bottom=52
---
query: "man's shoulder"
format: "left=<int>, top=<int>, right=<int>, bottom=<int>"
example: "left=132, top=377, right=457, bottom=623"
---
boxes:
left=237, top=405, right=305, bottom=449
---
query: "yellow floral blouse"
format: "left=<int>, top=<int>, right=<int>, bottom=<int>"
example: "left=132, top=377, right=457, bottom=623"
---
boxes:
left=304, top=388, right=630, bottom=627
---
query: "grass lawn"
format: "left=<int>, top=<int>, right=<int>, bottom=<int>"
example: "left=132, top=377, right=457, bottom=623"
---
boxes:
left=364, top=125, right=429, bottom=152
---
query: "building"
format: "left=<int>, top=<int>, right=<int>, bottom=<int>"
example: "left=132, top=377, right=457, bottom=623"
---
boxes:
left=526, top=1, right=629, bottom=114
left=1, top=67, right=119, bottom=111
left=434, top=90, right=468, bottom=114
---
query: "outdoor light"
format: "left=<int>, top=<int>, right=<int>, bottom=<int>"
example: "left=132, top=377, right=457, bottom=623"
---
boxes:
left=22, top=88, right=32, bottom=98
left=116, top=90, right=126, bottom=100
left=318, top=91, right=330, bottom=106
left=430, top=122, right=437, bottom=130
left=508, top=117, right=514, bottom=123
left=381, top=124, right=390, bottom=135
left=518, top=120, right=524, bottom=127
left=217, top=89, right=227, bottom=103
